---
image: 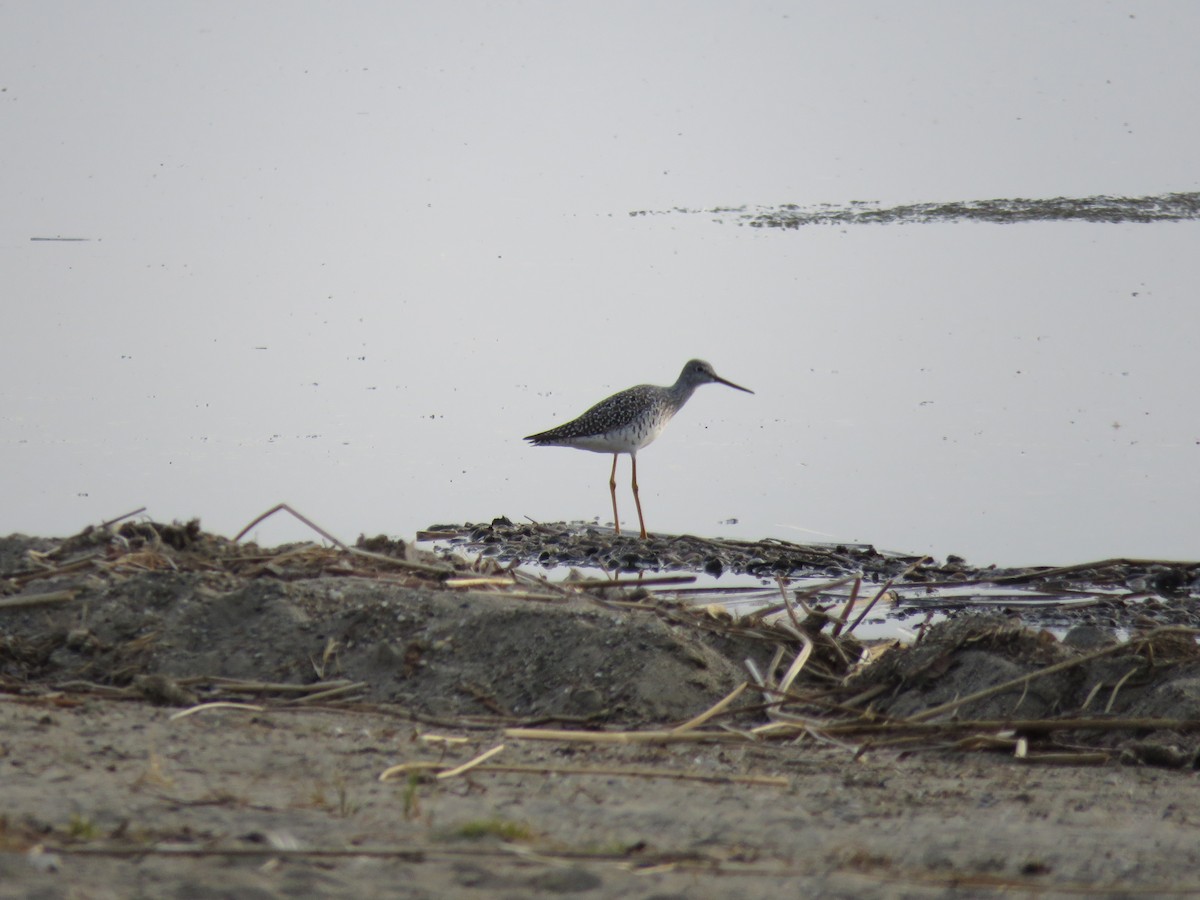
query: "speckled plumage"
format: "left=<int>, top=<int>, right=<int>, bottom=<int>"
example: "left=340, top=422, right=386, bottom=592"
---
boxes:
left=524, top=359, right=753, bottom=538
left=523, top=384, right=675, bottom=454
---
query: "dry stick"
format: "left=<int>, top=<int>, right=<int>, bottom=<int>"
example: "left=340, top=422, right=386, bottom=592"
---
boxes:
left=233, top=502, right=340, bottom=544
left=232, top=502, right=451, bottom=575
left=758, top=682, right=900, bottom=720
left=445, top=576, right=518, bottom=588
left=831, top=576, right=861, bottom=639
left=288, top=682, right=369, bottom=704
left=376, top=749, right=491, bottom=784
left=168, top=702, right=265, bottom=721
left=379, top=760, right=787, bottom=787
left=478, top=589, right=568, bottom=604
left=0, top=589, right=80, bottom=610
left=722, top=599, right=788, bottom=621
left=845, top=557, right=929, bottom=635
left=985, top=557, right=1171, bottom=585
left=774, top=624, right=815, bottom=697
left=189, top=677, right=357, bottom=694
left=815, top=716, right=1200, bottom=737
left=331, top=544, right=451, bottom=576
left=671, top=682, right=749, bottom=734
left=904, top=626, right=1200, bottom=724
left=1079, top=679, right=1105, bottom=713
left=650, top=584, right=774, bottom=596
left=1013, top=678, right=1031, bottom=715
left=434, top=743, right=506, bottom=780
left=99, top=507, right=148, bottom=529
left=1105, top=665, right=1142, bottom=714
left=49, top=681, right=133, bottom=698
left=12, top=555, right=102, bottom=585
left=740, top=576, right=858, bottom=623
left=838, top=683, right=891, bottom=710
left=765, top=646, right=786, bottom=686
left=914, top=610, right=936, bottom=644
left=793, top=577, right=860, bottom=629
left=509, top=571, right=592, bottom=603
left=743, top=657, right=767, bottom=690
left=505, top=728, right=745, bottom=745
left=751, top=719, right=820, bottom=737
left=844, top=580, right=893, bottom=635
left=796, top=575, right=860, bottom=597
left=775, top=576, right=804, bottom=631
left=575, top=575, right=697, bottom=589
left=419, top=733, right=471, bottom=746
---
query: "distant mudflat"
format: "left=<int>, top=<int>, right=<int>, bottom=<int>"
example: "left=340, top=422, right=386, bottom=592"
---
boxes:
left=632, top=191, right=1200, bottom=227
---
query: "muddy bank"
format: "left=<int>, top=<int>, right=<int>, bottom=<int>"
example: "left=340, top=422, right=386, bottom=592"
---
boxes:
left=4, top=519, right=1199, bottom=757
left=0, top=524, right=770, bottom=725
left=3, top=518, right=1200, bottom=897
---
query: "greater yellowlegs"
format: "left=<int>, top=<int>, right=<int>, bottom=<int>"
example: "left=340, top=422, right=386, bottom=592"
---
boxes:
left=524, top=359, right=753, bottom=539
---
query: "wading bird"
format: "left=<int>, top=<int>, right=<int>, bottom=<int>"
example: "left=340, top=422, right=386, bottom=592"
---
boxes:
left=524, top=359, right=753, bottom=538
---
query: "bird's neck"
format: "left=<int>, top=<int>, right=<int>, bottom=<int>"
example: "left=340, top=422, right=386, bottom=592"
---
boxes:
left=668, top=380, right=699, bottom=412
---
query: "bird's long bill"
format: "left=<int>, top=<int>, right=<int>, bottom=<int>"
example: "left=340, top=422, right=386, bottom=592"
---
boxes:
left=714, top=373, right=754, bottom=394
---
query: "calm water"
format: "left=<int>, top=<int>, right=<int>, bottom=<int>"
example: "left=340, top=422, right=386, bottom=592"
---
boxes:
left=3, top=5, right=1198, bottom=567
left=5, top=209, right=1197, bottom=567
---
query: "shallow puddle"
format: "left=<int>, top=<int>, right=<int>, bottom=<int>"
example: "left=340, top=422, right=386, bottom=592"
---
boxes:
left=421, top=520, right=1200, bottom=640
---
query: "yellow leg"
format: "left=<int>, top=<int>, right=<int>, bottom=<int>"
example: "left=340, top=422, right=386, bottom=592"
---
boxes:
left=609, top=454, right=620, bottom=534
left=631, top=455, right=647, bottom=539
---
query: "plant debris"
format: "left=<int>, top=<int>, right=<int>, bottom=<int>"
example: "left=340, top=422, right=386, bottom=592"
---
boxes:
left=3, top=512, right=1200, bottom=768
left=6, top=511, right=1200, bottom=898
left=425, top=518, right=1200, bottom=633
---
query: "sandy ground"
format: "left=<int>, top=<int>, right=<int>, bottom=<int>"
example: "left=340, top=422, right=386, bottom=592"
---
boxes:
left=3, top=522, right=1200, bottom=898
left=5, top=699, right=1200, bottom=899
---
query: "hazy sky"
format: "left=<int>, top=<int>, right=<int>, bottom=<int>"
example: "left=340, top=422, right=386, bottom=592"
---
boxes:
left=3, top=2, right=1198, bottom=564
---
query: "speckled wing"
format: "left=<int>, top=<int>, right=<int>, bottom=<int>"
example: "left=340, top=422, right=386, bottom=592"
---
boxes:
left=524, top=385, right=670, bottom=454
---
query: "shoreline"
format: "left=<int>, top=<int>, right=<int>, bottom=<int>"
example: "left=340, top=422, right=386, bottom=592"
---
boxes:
left=2, top=519, right=1199, bottom=896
